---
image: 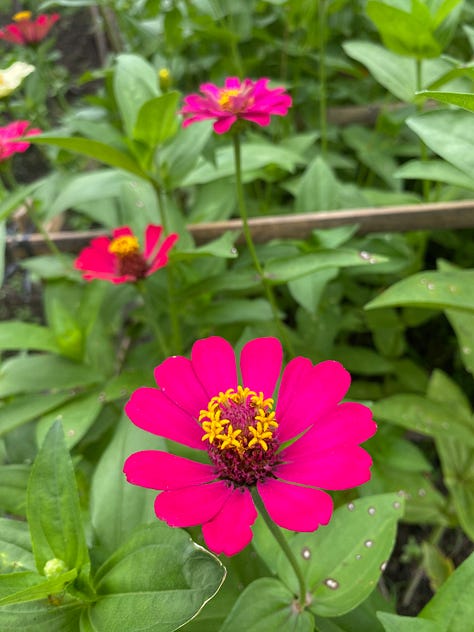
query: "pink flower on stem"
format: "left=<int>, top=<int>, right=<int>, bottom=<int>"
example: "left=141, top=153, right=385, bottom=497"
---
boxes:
left=124, top=336, right=376, bottom=556
left=74, top=225, right=178, bottom=284
left=180, top=77, right=292, bottom=134
left=0, top=121, right=41, bottom=161
left=0, top=11, right=59, bottom=45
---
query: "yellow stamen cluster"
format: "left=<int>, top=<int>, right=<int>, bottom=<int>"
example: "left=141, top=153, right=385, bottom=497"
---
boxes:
left=13, top=11, right=32, bottom=22
left=108, top=235, right=140, bottom=257
left=200, top=386, right=278, bottom=454
left=218, top=88, right=241, bottom=110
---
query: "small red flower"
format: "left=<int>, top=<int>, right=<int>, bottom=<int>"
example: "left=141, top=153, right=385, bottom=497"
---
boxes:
left=124, top=336, right=377, bottom=556
left=0, top=11, right=59, bottom=46
left=74, top=225, right=178, bottom=284
left=181, top=77, right=292, bottom=134
left=0, top=121, right=41, bottom=162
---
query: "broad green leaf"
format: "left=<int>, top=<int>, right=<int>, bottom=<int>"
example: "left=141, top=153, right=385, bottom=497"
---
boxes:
left=90, top=414, right=164, bottom=557
left=0, top=518, right=34, bottom=573
left=27, top=422, right=90, bottom=579
left=278, top=494, right=404, bottom=617
left=0, top=355, right=102, bottom=397
left=295, top=156, right=341, bottom=212
left=0, top=392, right=73, bottom=438
left=0, top=568, right=77, bottom=606
left=159, top=122, right=213, bottom=189
left=407, top=110, right=474, bottom=178
left=0, top=465, right=30, bottom=517
left=219, top=577, right=314, bottom=632
left=445, top=308, right=474, bottom=375
left=199, top=298, right=274, bottom=325
left=0, top=181, right=40, bottom=222
left=89, top=523, right=226, bottom=632
left=20, top=254, right=77, bottom=280
left=0, top=322, right=61, bottom=354
left=29, top=135, right=148, bottom=179
left=417, top=90, right=474, bottom=112
left=419, top=552, right=474, bottom=630
left=421, top=542, right=454, bottom=592
left=365, top=270, right=474, bottom=312
left=133, top=91, right=180, bottom=148
left=332, top=345, right=393, bottom=376
left=0, top=599, right=83, bottom=630
left=113, top=54, right=159, bottom=138
left=314, top=588, right=393, bottom=631
left=378, top=612, right=441, bottom=631
left=372, top=395, right=474, bottom=446
left=395, top=159, right=474, bottom=190
left=36, top=392, right=104, bottom=449
left=288, top=267, right=339, bottom=315
left=265, top=249, right=387, bottom=283
left=177, top=231, right=239, bottom=260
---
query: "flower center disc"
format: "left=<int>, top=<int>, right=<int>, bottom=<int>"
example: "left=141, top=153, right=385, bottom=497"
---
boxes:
left=13, top=11, right=32, bottom=21
left=108, top=235, right=148, bottom=278
left=200, top=386, right=279, bottom=485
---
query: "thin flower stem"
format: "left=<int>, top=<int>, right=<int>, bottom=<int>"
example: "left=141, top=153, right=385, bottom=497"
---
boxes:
left=232, top=134, right=295, bottom=357
left=136, top=280, right=171, bottom=359
left=251, top=489, right=308, bottom=608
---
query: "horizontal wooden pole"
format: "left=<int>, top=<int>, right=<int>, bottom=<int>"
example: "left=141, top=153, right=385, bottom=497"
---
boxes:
left=6, top=200, right=474, bottom=258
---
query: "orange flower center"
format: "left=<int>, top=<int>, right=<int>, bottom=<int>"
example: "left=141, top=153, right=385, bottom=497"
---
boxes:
left=108, top=235, right=140, bottom=258
left=13, top=11, right=32, bottom=22
left=217, top=88, right=242, bottom=111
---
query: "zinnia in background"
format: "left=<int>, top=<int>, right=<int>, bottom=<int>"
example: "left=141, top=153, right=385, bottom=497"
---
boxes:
left=0, top=120, right=41, bottom=162
left=74, top=224, right=178, bottom=284
left=181, top=77, right=292, bottom=133
left=0, top=61, right=35, bottom=98
left=0, top=11, right=59, bottom=46
left=124, top=336, right=377, bottom=556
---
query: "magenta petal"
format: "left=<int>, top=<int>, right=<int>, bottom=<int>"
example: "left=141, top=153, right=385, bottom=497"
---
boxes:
left=276, top=445, right=374, bottom=490
left=191, top=337, right=238, bottom=397
left=143, top=224, right=163, bottom=259
left=154, top=481, right=232, bottom=527
left=124, top=450, right=216, bottom=490
left=224, top=77, right=242, bottom=90
left=112, top=226, right=133, bottom=238
left=154, top=356, right=209, bottom=415
left=242, top=113, right=271, bottom=127
left=125, top=387, right=204, bottom=449
left=277, top=360, right=351, bottom=443
left=257, top=479, right=333, bottom=531
left=240, top=337, right=282, bottom=399
left=202, top=487, right=257, bottom=556
left=213, top=116, right=236, bottom=134
left=146, top=233, right=179, bottom=275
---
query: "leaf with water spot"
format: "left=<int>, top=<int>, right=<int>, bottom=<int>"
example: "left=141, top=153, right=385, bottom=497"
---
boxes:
left=276, top=494, right=404, bottom=618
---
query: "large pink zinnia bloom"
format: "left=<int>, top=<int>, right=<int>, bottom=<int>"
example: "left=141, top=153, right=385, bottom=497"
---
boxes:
left=0, top=11, right=59, bottom=45
left=124, top=337, right=377, bottom=556
left=0, top=121, right=41, bottom=161
left=74, top=225, right=178, bottom=284
left=180, top=77, right=292, bottom=134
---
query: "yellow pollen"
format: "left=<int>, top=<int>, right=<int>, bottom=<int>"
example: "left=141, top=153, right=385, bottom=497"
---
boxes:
left=108, top=235, right=140, bottom=257
left=13, top=11, right=32, bottom=21
left=159, top=68, right=170, bottom=81
left=218, top=88, right=241, bottom=110
left=199, top=386, right=278, bottom=454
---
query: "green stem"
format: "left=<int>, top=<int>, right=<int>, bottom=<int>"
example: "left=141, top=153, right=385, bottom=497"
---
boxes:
left=232, top=134, right=295, bottom=357
left=251, top=489, right=308, bottom=608
left=136, top=280, right=171, bottom=359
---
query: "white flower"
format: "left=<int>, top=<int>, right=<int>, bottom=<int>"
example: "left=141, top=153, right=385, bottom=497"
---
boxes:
left=0, top=61, right=35, bottom=98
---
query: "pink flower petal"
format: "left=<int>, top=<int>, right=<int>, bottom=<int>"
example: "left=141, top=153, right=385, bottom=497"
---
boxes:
left=240, top=337, right=282, bottom=399
left=146, top=233, right=179, bottom=275
left=124, top=450, right=216, bottom=490
left=257, top=479, right=333, bottom=531
left=112, top=226, right=133, bottom=239
left=213, top=116, right=236, bottom=134
left=202, top=487, right=257, bottom=555
left=154, top=356, right=209, bottom=416
left=242, top=112, right=271, bottom=127
left=277, top=360, right=351, bottom=443
left=125, top=387, right=204, bottom=449
left=143, top=224, right=163, bottom=259
left=154, top=480, right=232, bottom=527
left=191, top=337, right=237, bottom=398
left=276, top=445, right=374, bottom=490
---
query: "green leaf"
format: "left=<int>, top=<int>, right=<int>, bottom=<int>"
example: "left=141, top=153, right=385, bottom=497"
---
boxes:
left=407, top=110, right=474, bottom=178
left=295, top=156, right=342, bottom=212
left=0, top=569, right=77, bottom=606
left=113, top=54, right=159, bottom=138
left=419, top=552, right=474, bottom=630
left=88, top=523, right=226, bottom=632
left=395, top=159, right=474, bottom=190
left=159, top=122, right=213, bottom=189
left=0, top=465, right=30, bottom=517
left=417, top=90, right=474, bottom=112
left=0, top=322, right=61, bottom=354
left=378, top=612, right=441, bottom=631
left=0, top=355, right=103, bottom=397
left=0, top=392, right=73, bottom=438
left=0, top=599, right=83, bottom=630
left=199, top=298, right=274, bottom=325
left=444, top=307, right=474, bottom=376
left=332, top=345, right=393, bottom=376
left=0, top=518, right=35, bottom=573
left=27, top=422, right=90, bottom=579
left=365, top=270, right=474, bottom=312
left=220, top=577, right=314, bottom=632
left=29, top=135, right=148, bottom=179
left=90, top=414, right=164, bottom=557
left=279, top=494, right=404, bottom=617
left=0, top=181, right=41, bottom=222
left=133, top=91, right=180, bottom=148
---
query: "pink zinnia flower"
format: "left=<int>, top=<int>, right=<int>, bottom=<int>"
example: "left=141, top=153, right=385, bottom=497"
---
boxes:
left=124, top=337, right=376, bottom=556
left=0, top=120, right=41, bottom=161
left=180, top=77, right=292, bottom=134
left=74, top=225, right=178, bottom=284
left=0, top=11, right=59, bottom=45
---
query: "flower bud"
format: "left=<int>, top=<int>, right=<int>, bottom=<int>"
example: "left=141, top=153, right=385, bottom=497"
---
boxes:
left=43, top=557, right=68, bottom=578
